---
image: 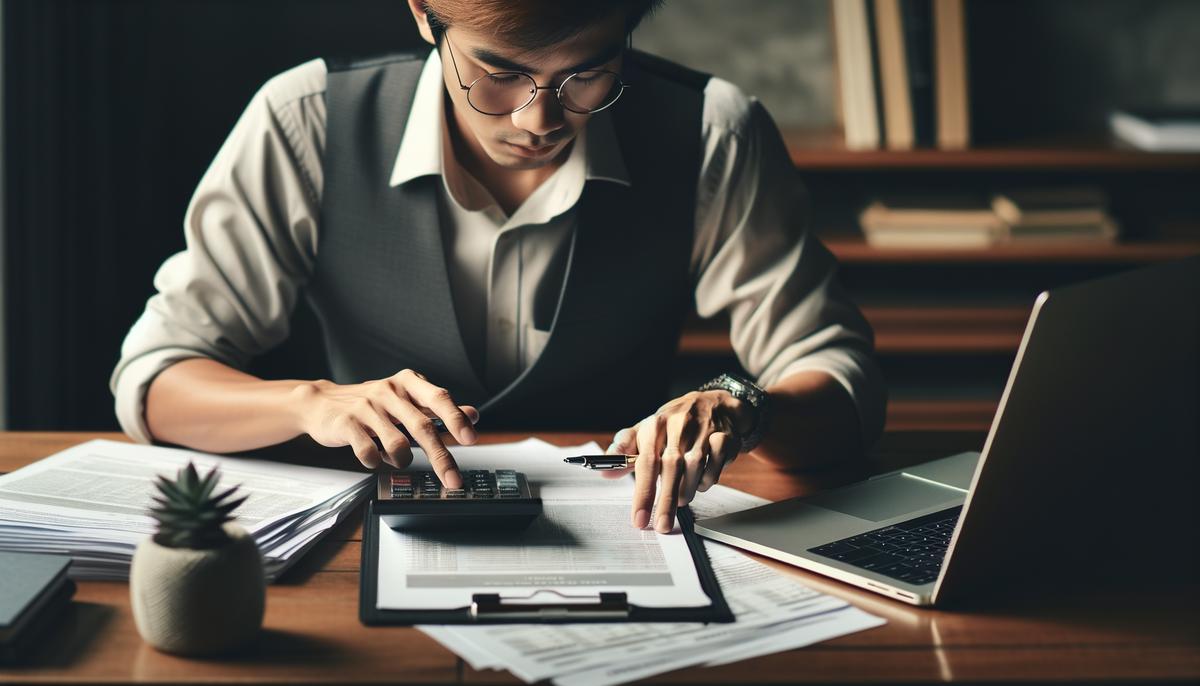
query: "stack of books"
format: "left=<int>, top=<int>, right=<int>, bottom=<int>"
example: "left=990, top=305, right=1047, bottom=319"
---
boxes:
left=992, top=188, right=1118, bottom=243
left=831, top=0, right=968, bottom=150
left=860, top=188, right=1118, bottom=248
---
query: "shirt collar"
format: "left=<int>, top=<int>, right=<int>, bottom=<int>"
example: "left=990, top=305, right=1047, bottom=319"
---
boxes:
left=389, top=50, right=446, bottom=187
left=389, top=49, right=631, bottom=191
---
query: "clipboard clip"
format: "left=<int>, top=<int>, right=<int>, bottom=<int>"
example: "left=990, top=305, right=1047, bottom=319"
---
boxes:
left=470, top=591, right=630, bottom=620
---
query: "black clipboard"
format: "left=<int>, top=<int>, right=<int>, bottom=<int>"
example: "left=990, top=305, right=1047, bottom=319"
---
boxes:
left=359, top=500, right=733, bottom=625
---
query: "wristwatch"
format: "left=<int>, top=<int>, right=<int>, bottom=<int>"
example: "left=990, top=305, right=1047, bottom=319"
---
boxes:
left=698, top=373, right=771, bottom=453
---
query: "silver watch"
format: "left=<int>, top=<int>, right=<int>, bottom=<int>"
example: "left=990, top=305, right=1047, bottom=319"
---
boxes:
left=698, top=373, right=771, bottom=453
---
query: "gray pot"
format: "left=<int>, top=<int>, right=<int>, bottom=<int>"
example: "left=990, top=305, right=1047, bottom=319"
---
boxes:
left=130, top=523, right=265, bottom=656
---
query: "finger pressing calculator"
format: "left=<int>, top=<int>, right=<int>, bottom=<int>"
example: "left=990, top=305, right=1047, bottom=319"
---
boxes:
left=374, top=470, right=542, bottom=531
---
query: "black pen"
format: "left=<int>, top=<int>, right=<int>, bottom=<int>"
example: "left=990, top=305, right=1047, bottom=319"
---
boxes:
left=563, top=455, right=637, bottom=470
left=373, top=417, right=450, bottom=452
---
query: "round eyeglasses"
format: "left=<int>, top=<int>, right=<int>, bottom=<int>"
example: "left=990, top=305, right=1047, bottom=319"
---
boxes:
left=444, top=34, right=629, bottom=116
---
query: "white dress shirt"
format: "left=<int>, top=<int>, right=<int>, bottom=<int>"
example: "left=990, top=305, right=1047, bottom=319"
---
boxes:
left=111, top=50, right=885, bottom=445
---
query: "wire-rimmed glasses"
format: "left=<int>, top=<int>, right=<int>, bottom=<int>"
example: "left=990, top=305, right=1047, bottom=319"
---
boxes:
left=443, top=34, right=628, bottom=116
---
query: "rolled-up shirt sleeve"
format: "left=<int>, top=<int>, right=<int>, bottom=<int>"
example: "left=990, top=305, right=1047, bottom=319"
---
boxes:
left=110, top=60, right=327, bottom=443
left=692, top=78, right=886, bottom=447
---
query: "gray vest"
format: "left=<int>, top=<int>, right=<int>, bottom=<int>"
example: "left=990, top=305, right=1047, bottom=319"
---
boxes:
left=303, top=51, right=709, bottom=429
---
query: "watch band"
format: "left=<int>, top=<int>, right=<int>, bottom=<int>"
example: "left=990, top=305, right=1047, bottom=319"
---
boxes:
left=698, top=373, right=771, bottom=453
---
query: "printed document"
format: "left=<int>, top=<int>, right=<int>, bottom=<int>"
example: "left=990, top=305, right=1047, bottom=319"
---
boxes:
left=0, top=440, right=371, bottom=580
left=419, top=483, right=886, bottom=685
left=377, top=439, right=710, bottom=610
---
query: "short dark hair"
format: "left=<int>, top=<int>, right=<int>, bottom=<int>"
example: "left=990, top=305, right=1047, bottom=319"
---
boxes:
left=423, top=0, right=663, bottom=49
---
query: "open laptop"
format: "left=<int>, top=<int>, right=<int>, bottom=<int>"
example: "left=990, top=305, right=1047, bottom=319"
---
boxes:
left=695, top=257, right=1199, bottom=606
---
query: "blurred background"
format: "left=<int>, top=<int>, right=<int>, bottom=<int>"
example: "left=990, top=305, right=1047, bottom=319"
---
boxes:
left=2, top=0, right=1198, bottom=432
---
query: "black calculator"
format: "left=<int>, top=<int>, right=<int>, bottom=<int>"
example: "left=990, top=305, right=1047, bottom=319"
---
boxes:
left=374, top=469, right=542, bottom=531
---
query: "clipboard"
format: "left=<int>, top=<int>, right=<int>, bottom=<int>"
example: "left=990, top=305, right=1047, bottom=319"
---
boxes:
left=359, top=500, right=733, bottom=625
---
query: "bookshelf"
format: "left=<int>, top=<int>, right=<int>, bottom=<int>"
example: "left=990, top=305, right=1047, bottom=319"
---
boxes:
left=785, top=129, right=1200, bottom=171
left=823, top=237, right=1200, bottom=264
left=676, top=130, right=1200, bottom=433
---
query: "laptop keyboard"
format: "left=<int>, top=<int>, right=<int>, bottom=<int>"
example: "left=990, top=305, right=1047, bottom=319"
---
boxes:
left=808, top=506, right=962, bottom=586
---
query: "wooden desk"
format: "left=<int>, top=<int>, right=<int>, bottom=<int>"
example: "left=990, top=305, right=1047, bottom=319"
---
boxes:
left=2, top=431, right=1197, bottom=684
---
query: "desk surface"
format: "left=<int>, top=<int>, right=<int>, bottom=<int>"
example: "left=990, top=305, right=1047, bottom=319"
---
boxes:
left=1, top=431, right=1197, bottom=684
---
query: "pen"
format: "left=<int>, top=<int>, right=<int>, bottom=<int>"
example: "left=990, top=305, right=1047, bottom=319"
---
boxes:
left=373, top=417, right=450, bottom=452
left=563, top=455, right=637, bottom=470
left=396, top=417, right=448, bottom=442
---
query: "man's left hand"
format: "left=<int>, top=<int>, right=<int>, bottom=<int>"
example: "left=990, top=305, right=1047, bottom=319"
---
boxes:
left=605, top=391, right=752, bottom=534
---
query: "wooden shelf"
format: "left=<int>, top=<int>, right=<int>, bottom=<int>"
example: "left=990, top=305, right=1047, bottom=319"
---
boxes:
left=885, top=398, right=997, bottom=431
left=866, top=306, right=1028, bottom=354
left=678, top=305, right=1030, bottom=356
left=784, top=129, right=1200, bottom=171
left=823, top=237, right=1200, bottom=264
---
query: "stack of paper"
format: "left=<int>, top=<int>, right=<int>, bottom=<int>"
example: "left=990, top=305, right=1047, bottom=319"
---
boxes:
left=397, top=439, right=885, bottom=685
left=0, top=440, right=372, bottom=581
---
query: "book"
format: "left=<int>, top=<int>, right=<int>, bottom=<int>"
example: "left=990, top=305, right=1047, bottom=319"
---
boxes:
left=900, top=0, right=935, bottom=147
left=832, top=0, right=882, bottom=149
left=0, top=552, right=74, bottom=663
left=932, top=0, right=969, bottom=149
left=992, top=188, right=1118, bottom=243
left=865, top=0, right=887, bottom=150
left=1110, top=108, right=1200, bottom=152
left=860, top=190, right=1120, bottom=249
left=873, top=0, right=914, bottom=150
left=860, top=194, right=1005, bottom=247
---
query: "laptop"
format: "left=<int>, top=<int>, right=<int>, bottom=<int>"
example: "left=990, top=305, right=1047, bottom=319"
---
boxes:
left=695, top=257, right=1199, bottom=606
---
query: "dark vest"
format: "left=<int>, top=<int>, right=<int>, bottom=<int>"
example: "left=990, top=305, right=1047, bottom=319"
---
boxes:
left=305, top=51, right=709, bottom=430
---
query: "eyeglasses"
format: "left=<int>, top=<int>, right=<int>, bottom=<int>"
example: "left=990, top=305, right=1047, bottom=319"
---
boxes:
left=443, top=33, right=629, bottom=116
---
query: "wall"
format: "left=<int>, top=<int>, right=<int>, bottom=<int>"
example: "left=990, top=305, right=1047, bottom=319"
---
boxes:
left=0, top=0, right=6, bottom=430
left=3, top=0, right=1199, bottom=430
left=637, top=0, right=1200, bottom=138
left=968, top=0, right=1200, bottom=141
left=637, top=0, right=835, bottom=129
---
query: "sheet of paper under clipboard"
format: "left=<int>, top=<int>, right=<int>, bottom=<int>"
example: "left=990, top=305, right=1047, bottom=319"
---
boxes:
left=374, top=438, right=711, bottom=611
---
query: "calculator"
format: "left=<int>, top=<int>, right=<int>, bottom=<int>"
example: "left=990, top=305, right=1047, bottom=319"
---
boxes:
left=374, top=470, right=542, bottom=531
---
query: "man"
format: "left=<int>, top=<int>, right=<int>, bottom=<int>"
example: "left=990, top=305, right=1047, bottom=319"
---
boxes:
left=111, top=0, right=885, bottom=534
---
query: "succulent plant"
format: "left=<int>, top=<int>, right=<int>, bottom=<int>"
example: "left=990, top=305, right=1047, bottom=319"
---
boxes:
left=149, top=463, right=248, bottom=550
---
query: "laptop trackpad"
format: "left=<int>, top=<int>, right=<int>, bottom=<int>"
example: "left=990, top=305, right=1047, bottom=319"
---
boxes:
left=804, top=474, right=963, bottom=522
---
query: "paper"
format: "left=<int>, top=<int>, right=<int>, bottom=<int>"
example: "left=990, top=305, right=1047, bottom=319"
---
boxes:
left=0, top=439, right=372, bottom=580
left=417, top=483, right=887, bottom=685
left=553, top=607, right=885, bottom=686
left=377, top=439, right=710, bottom=610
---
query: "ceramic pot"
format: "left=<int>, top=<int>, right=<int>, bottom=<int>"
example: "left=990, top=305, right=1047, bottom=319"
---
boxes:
left=130, top=523, right=265, bottom=656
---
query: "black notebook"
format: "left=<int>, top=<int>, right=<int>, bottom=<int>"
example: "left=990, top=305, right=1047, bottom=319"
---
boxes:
left=0, top=552, right=75, bottom=663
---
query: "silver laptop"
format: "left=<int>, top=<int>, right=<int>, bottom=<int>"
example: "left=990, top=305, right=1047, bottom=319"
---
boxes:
left=695, top=257, right=1199, bottom=606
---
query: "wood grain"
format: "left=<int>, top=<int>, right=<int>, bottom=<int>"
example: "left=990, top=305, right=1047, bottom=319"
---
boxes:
left=1, top=431, right=1197, bottom=684
left=783, top=128, right=1200, bottom=171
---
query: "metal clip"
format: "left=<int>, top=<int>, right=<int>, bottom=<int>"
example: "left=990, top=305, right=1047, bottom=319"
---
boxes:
left=469, top=591, right=630, bottom=620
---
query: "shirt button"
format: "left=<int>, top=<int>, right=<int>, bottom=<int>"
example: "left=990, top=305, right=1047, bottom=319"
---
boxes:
left=496, top=319, right=514, bottom=335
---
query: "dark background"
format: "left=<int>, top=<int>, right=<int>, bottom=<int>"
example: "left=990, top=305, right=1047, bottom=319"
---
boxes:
left=4, top=0, right=426, bottom=429
left=4, top=0, right=1199, bottom=430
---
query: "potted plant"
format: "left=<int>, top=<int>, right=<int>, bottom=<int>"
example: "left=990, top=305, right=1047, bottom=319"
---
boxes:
left=130, top=463, right=265, bottom=656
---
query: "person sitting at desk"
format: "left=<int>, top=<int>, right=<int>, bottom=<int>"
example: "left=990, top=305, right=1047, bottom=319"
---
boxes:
left=110, top=0, right=885, bottom=534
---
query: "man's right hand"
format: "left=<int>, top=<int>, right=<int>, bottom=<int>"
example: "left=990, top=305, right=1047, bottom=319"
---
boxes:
left=290, top=369, right=478, bottom=488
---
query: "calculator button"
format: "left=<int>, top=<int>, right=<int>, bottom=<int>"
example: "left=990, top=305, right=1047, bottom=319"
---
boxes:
left=445, top=490, right=466, bottom=499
